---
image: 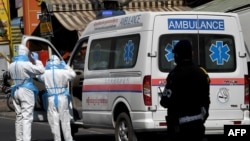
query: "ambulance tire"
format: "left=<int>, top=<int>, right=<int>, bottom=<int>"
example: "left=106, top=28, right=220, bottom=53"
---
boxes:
left=115, top=112, right=138, bottom=141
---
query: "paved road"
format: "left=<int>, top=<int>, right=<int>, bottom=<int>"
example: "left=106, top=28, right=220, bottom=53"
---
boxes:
left=0, top=114, right=228, bottom=141
left=1, top=95, right=246, bottom=141
left=0, top=116, right=115, bottom=141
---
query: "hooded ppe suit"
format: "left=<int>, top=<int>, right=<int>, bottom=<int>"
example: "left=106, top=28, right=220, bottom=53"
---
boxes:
left=39, top=55, right=76, bottom=141
left=8, top=45, right=45, bottom=141
left=160, top=40, right=210, bottom=141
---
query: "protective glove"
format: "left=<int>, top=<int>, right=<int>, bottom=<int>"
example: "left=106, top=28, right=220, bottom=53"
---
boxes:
left=31, top=52, right=39, bottom=60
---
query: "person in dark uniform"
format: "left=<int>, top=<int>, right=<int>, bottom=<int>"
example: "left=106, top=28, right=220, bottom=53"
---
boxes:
left=160, top=40, right=210, bottom=141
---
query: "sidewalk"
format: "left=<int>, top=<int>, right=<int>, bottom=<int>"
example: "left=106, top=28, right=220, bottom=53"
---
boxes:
left=0, top=94, right=15, bottom=118
left=0, top=94, right=47, bottom=120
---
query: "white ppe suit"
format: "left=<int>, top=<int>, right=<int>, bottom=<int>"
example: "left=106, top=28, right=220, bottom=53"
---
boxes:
left=8, top=45, right=45, bottom=141
left=39, top=55, right=76, bottom=141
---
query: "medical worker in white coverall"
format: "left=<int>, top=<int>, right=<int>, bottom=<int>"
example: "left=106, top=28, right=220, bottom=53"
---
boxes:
left=39, top=55, right=76, bottom=141
left=8, top=45, right=45, bottom=141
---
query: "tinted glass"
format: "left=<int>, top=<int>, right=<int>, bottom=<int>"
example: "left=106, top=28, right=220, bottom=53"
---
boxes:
left=159, top=34, right=236, bottom=72
left=159, top=34, right=198, bottom=72
left=88, top=34, right=140, bottom=70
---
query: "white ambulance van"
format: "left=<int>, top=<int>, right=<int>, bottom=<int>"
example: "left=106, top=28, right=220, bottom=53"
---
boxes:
left=21, top=11, right=250, bottom=141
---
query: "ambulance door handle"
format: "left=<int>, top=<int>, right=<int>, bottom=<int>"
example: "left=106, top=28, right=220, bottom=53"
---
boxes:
left=239, top=52, right=246, bottom=58
left=148, top=52, right=157, bottom=57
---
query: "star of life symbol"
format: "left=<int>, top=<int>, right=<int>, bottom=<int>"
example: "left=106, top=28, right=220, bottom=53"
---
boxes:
left=165, top=40, right=179, bottom=62
left=124, top=40, right=134, bottom=64
left=209, top=41, right=230, bottom=65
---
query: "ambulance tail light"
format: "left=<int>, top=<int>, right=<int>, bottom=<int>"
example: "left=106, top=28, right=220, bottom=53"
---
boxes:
left=233, top=121, right=241, bottom=125
left=143, top=75, right=152, bottom=106
left=244, top=75, right=249, bottom=104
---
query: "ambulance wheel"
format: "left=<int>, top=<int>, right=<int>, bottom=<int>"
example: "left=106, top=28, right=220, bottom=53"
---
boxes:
left=115, top=112, right=138, bottom=141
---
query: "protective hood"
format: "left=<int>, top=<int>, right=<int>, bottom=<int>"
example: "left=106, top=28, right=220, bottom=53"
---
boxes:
left=45, top=55, right=64, bottom=70
left=50, top=55, right=60, bottom=65
left=17, top=44, right=29, bottom=55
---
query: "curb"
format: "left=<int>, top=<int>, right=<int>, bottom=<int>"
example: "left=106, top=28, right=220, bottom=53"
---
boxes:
left=0, top=94, right=15, bottom=118
left=0, top=111, right=15, bottom=118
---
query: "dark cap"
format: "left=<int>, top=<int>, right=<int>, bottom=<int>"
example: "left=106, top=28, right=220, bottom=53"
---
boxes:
left=173, top=40, right=192, bottom=59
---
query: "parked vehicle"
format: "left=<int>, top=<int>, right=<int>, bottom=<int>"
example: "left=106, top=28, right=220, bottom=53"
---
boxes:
left=0, top=70, right=14, bottom=112
left=21, top=11, right=250, bottom=141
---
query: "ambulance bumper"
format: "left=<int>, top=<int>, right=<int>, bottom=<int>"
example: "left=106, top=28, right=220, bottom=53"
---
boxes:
left=130, top=111, right=166, bottom=132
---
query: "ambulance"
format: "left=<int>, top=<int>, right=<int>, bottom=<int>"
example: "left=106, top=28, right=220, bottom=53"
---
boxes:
left=21, top=11, right=250, bottom=141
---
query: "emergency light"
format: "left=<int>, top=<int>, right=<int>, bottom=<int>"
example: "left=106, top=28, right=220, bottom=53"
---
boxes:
left=102, top=10, right=113, bottom=16
left=96, top=10, right=125, bottom=19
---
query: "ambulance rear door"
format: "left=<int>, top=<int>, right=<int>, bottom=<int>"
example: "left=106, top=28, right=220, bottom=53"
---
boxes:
left=151, top=14, right=199, bottom=122
left=197, top=14, right=247, bottom=121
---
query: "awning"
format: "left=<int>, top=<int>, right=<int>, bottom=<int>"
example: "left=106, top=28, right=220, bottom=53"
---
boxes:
left=192, top=0, right=250, bottom=12
left=45, top=0, right=96, bottom=31
left=44, top=0, right=190, bottom=31
left=123, top=0, right=189, bottom=12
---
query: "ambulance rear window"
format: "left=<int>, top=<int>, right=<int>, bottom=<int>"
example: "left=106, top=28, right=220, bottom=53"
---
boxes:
left=200, top=34, right=236, bottom=72
left=159, top=34, right=236, bottom=72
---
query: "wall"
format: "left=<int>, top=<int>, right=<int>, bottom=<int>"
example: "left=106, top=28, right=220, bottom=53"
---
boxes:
left=23, top=0, right=41, bottom=35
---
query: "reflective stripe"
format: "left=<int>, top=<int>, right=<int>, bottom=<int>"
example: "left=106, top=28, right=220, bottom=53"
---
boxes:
left=179, top=113, right=203, bottom=124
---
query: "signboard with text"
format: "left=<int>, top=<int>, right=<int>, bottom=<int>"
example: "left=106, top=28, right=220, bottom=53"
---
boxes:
left=39, top=14, right=53, bottom=37
left=0, top=0, right=10, bottom=42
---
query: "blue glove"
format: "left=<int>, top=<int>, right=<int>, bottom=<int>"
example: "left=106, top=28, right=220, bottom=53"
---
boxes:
left=31, top=52, right=39, bottom=60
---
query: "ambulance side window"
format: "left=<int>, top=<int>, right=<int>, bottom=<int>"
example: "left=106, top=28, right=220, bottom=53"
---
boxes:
left=88, top=34, right=140, bottom=70
left=89, top=39, right=111, bottom=70
left=114, top=35, right=140, bottom=68
left=73, top=47, right=86, bottom=70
